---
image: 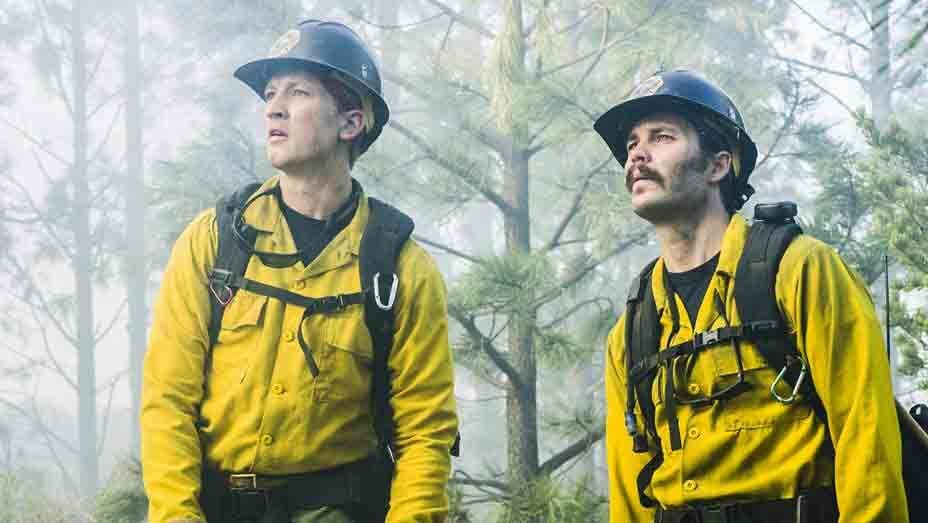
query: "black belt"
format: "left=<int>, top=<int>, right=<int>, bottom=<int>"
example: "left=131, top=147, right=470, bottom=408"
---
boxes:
left=655, top=487, right=838, bottom=523
left=200, top=457, right=389, bottom=522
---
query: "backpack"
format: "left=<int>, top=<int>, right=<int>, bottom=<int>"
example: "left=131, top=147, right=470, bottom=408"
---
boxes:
left=623, top=201, right=928, bottom=519
left=205, top=183, right=460, bottom=473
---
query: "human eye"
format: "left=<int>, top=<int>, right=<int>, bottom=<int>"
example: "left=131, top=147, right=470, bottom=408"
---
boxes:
left=264, top=89, right=276, bottom=101
left=655, top=133, right=674, bottom=143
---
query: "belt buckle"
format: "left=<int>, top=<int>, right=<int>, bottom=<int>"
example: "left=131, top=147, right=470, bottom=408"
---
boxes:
left=229, top=473, right=259, bottom=492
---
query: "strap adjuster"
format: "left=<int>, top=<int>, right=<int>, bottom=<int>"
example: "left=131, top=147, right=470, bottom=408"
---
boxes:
left=746, top=320, right=780, bottom=337
left=317, top=294, right=347, bottom=313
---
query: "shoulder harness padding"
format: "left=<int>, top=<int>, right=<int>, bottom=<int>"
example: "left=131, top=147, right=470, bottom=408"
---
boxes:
left=624, top=257, right=662, bottom=508
left=208, top=182, right=262, bottom=347
left=359, top=197, right=414, bottom=463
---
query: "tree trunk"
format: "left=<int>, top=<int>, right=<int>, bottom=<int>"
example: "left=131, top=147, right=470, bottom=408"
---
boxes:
left=125, top=0, right=147, bottom=458
left=72, top=0, right=99, bottom=501
left=870, top=0, right=892, bottom=131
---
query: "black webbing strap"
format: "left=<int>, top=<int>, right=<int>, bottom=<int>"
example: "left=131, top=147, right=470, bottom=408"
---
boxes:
left=360, top=198, right=414, bottom=466
left=208, top=182, right=263, bottom=348
left=734, top=221, right=801, bottom=373
left=628, top=323, right=788, bottom=382
left=209, top=270, right=365, bottom=313
left=733, top=220, right=827, bottom=422
left=625, top=258, right=663, bottom=507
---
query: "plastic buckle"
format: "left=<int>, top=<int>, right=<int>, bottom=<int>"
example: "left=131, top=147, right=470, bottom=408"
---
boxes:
left=770, top=355, right=807, bottom=404
left=373, top=273, right=398, bottom=311
left=698, top=330, right=720, bottom=347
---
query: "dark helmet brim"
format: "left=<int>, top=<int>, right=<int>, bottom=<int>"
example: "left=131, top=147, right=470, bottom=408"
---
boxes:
left=594, top=93, right=757, bottom=176
left=234, top=56, right=390, bottom=154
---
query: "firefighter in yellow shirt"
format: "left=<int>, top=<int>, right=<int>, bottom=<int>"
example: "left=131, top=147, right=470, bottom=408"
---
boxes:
left=595, top=70, right=906, bottom=522
left=141, top=20, right=458, bottom=523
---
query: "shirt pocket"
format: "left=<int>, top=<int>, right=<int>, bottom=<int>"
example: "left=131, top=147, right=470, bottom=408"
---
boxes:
left=315, top=307, right=374, bottom=403
left=210, top=291, right=268, bottom=382
left=715, top=339, right=813, bottom=430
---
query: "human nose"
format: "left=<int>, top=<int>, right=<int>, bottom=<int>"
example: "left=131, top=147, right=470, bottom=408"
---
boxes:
left=265, top=94, right=287, bottom=120
left=625, top=144, right=649, bottom=179
left=626, top=141, right=649, bottom=168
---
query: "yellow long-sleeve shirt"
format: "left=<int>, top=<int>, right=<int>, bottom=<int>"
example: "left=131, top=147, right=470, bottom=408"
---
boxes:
left=604, top=214, right=907, bottom=522
left=141, top=176, right=458, bottom=523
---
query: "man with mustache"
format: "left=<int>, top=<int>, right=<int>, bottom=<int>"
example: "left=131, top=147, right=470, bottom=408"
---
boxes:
left=596, top=70, right=906, bottom=522
left=141, top=20, right=458, bottom=523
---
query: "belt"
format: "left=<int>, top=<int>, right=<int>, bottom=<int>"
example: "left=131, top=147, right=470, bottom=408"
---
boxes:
left=655, top=487, right=838, bottom=523
left=200, top=458, right=386, bottom=522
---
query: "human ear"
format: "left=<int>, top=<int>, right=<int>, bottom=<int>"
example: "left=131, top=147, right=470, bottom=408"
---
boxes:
left=708, top=151, right=732, bottom=183
left=339, top=110, right=365, bottom=141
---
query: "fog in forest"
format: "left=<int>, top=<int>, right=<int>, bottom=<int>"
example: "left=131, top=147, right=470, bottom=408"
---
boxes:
left=1, top=0, right=927, bottom=521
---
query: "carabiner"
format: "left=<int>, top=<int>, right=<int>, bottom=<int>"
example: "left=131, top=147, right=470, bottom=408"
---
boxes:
left=373, top=273, right=398, bottom=310
left=209, top=282, right=234, bottom=306
left=770, top=355, right=807, bottom=404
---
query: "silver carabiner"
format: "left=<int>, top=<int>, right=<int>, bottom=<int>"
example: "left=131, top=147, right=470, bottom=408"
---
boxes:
left=209, top=282, right=234, bottom=306
left=373, top=273, right=398, bottom=311
left=770, top=355, right=807, bottom=404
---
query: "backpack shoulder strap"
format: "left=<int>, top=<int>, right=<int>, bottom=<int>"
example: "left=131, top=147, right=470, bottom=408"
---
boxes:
left=734, top=216, right=827, bottom=422
left=360, top=197, right=414, bottom=463
left=624, top=257, right=663, bottom=507
left=207, top=182, right=262, bottom=347
left=733, top=219, right=802, bottom=372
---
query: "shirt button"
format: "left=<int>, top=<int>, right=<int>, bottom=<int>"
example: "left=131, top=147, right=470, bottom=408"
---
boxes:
left=272, top=383, right=285, bottom=395
left=684, top=480, right=698, bottom=492
left=294, top=280, right=305, bottom=290
left=283, top=331, right=295, bottom=342
left=261, top=434, right=274, bottom=446
left=688, top=427, right=700, bottom=440
left=688, top=383, right=701, bottom=395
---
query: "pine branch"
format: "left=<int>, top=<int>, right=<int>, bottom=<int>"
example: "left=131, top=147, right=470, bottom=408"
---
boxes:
left=772, top=54, right=861, bottom=82
left=389, top=120, right=513, bottom=216
left=544, top=156, right=612, bottom=251
left=94, top=297, right=127, bottom=343
left=538, top=424, right=604, bottom=476
left=449, top=306, right=524, bottom=390
left=422, top=0, right=495, bottom=38
left=788, top=0, right=869, bottom=52
left=413, top=234, right=484, bottom=265
left=533, top=229, right=649, bottom=310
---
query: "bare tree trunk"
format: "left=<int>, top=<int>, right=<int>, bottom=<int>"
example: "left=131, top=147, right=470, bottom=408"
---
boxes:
left=125, top=0, right=147, bottom=458
left=870, top=0, right=892, bottom=131
left=496, top=3, right=542, bottom=521
left=72, top=0, right=99, bottom=501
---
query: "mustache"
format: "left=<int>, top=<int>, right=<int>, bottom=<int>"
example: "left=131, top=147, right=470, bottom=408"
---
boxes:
left=626, top=165, right=662, bottom=192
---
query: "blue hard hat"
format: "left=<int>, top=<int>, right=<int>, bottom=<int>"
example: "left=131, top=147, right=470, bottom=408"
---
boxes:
left=594, top=70, right=758, bottom=210
left=235, top=20, right=389, bottom=154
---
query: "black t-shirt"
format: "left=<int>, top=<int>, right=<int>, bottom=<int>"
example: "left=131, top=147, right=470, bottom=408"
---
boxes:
left=278, top=182, right=359, bottom=266
left=666, top=253, right=720, bottom=323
